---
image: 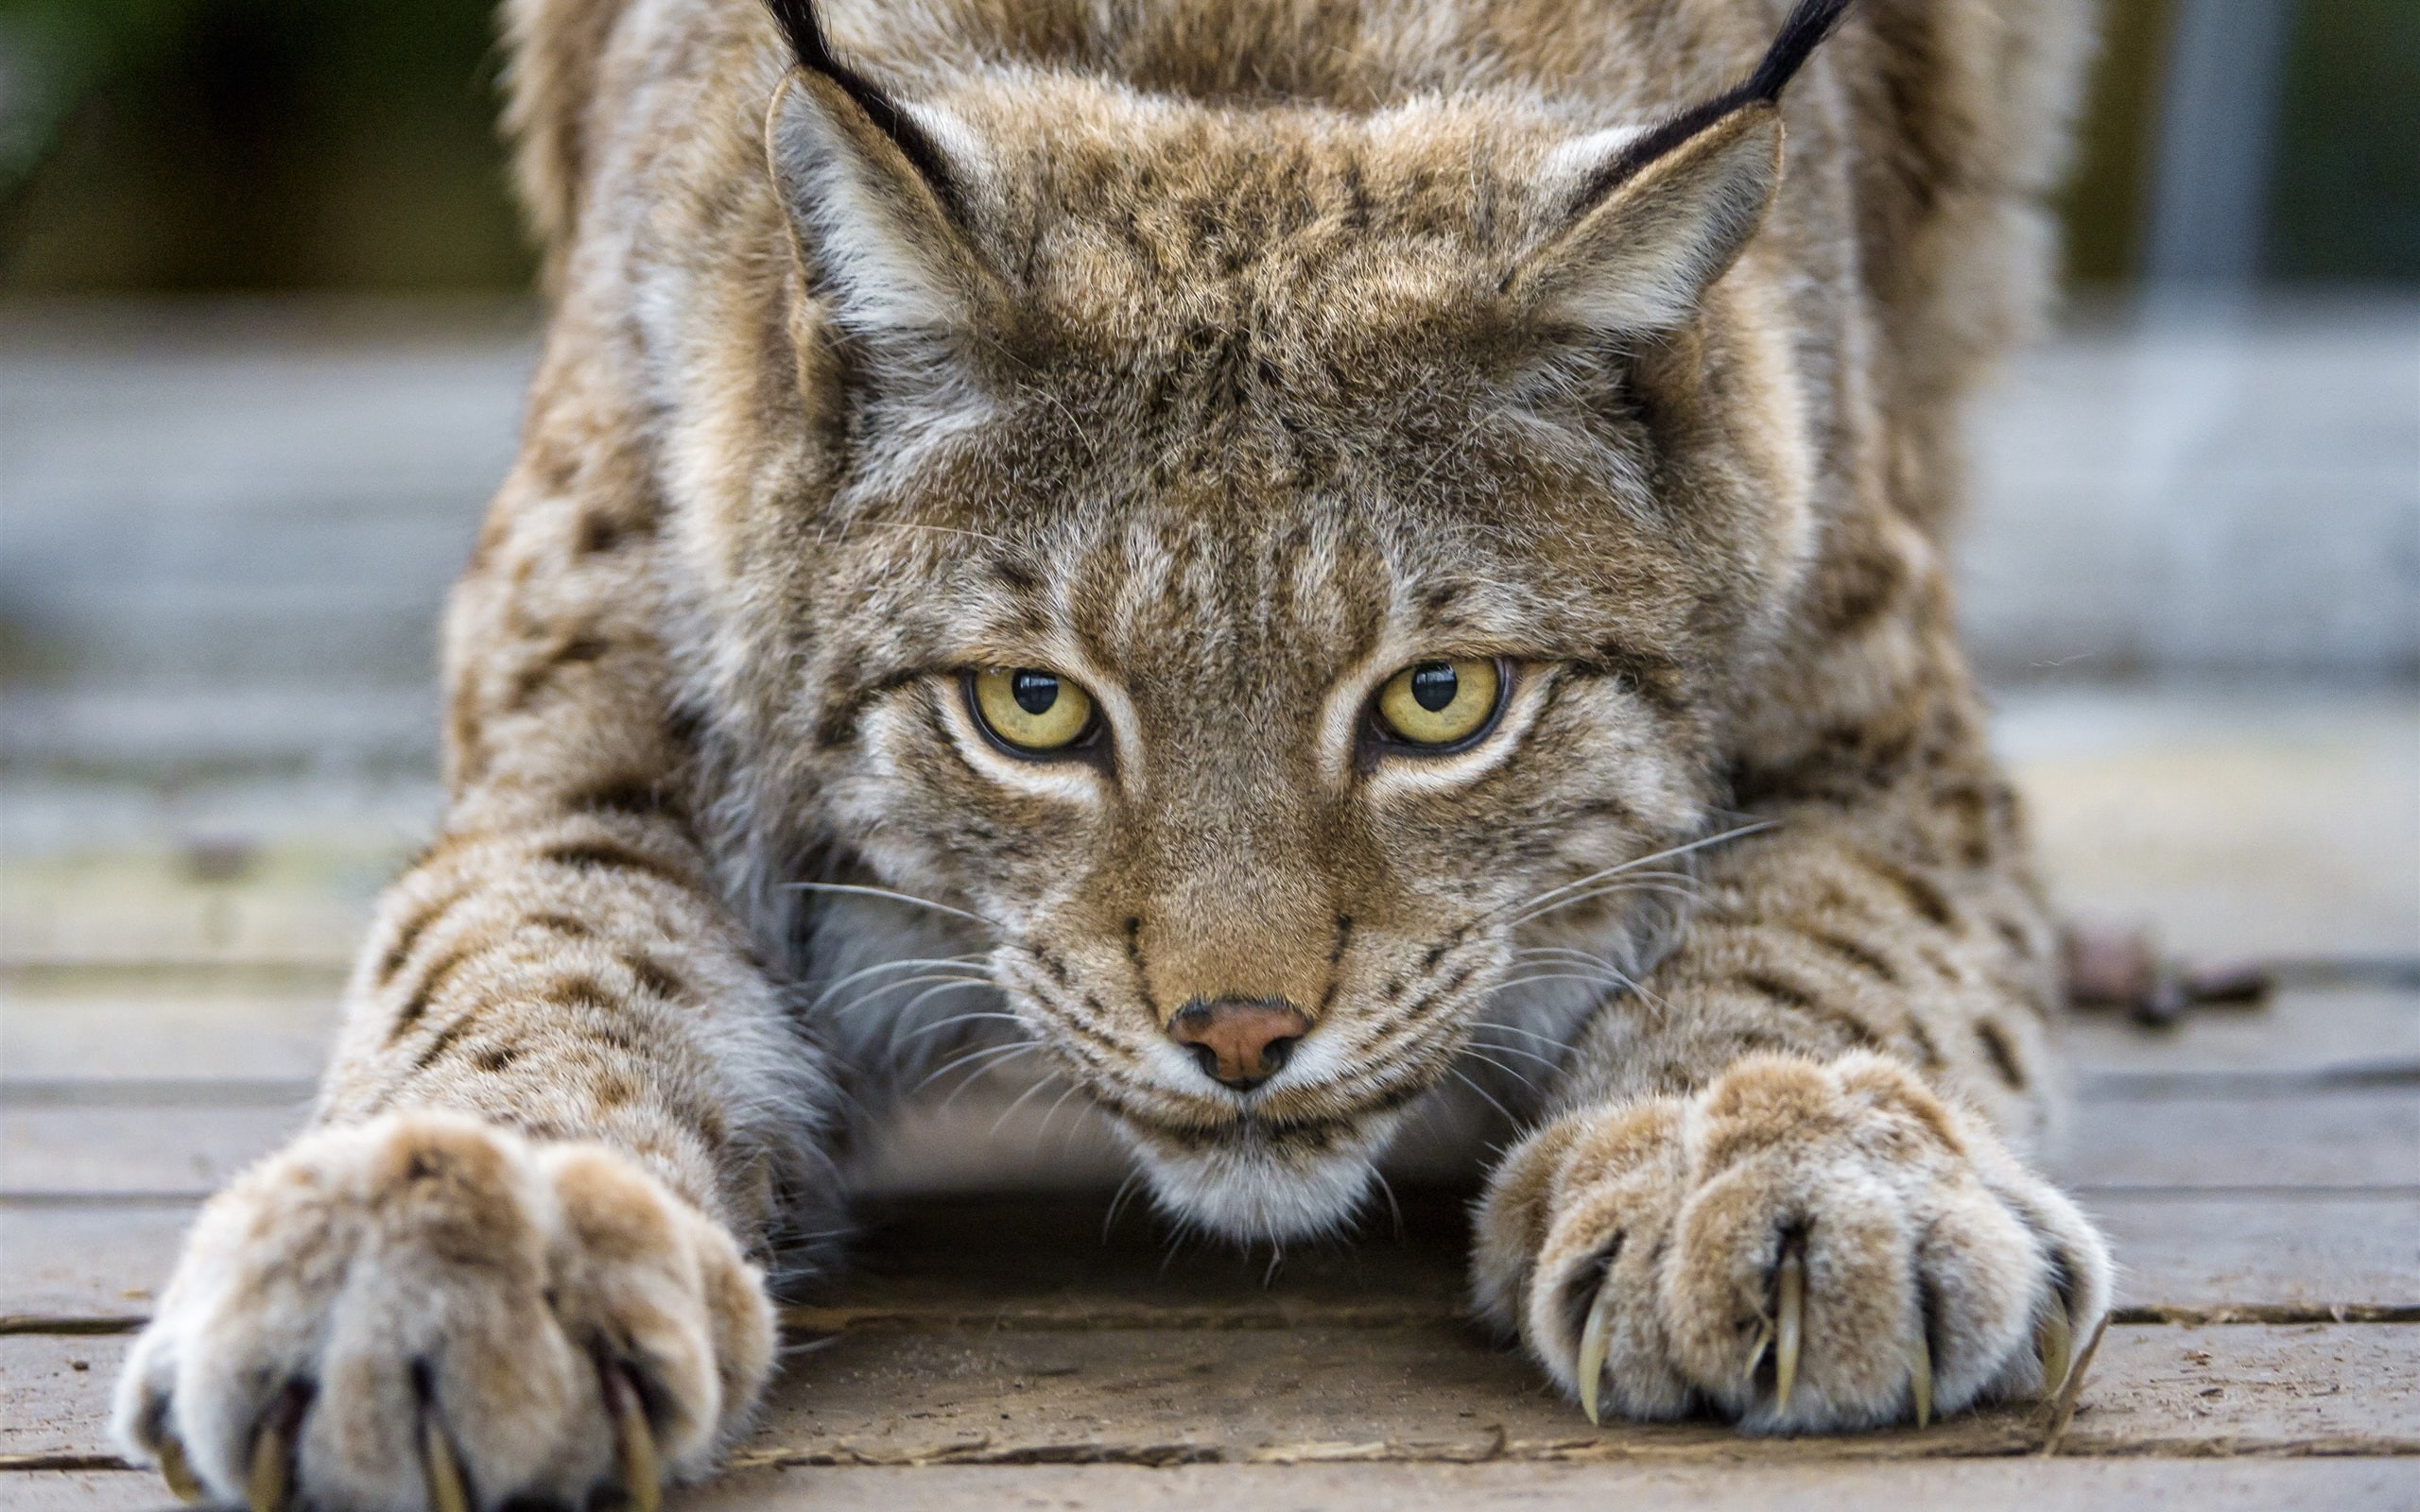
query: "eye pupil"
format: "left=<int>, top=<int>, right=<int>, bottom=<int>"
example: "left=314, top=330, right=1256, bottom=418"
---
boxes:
left=1011, top=669, right=1059, bottom=715
left=1409, top=662, right=1458, bottom=713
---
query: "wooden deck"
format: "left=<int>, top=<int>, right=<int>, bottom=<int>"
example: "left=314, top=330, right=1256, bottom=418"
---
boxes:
left=3, top=687, right=2414, bottom=1508
left=4, top=296, right=2417, bottom=1508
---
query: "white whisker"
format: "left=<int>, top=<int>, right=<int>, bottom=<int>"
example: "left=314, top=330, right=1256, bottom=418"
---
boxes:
left=897, top=1008, right=1026, bottom=1042
left=786, top=881, right=1000, bottom=930
left=825, top=972, right=992, bottom=1022
left=990, top=1069, right=1065, bottom=1138
left=1503, top=878, right=1700, bottom=930
left=1462, top=1035, right=1567, bottom=1073
left=1479, top=820, right=1777, bottom=928
left=1487, top=971, right=1631, bottom=995
left=1466, top=1021, right=1578, bottom=1048
left=1449, top=1066, right=1519, bottom=1126
left=1457, top=1046, right=1543, bottom=1096
left=804, top=954, right=988, bottom=1012
left=915, top=1039, right=1041, bottom=1098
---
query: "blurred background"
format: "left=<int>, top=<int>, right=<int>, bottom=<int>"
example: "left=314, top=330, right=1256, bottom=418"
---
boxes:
left=0, top=1, right=2413, bottom=1118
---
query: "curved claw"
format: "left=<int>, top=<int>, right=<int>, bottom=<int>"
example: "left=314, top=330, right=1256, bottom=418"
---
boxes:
left=1909, top=1330, right=1933, bottom=1429
left=418, top=1400, right=473, bottom=1512
left=157, top=1432, right=207, bottom=1504
left=246, top=1383, right=308, bottom=1512
left=2036, top=1303, right=2075, bottom=1401
left=601, top=1358, right=662, bottom=1512
left=1773, top=1240, right=1806, bottom=1418
left=1575, top=1279, right=1619, bottom=1426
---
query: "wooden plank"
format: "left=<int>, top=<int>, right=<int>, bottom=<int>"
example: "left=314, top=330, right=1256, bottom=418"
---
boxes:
left=0, top=989, right=338, bottom=1083
left=0, top=1336, right=122, bottom=1459
left=2092, top=1193, right=2420, bottom=1310
left=0, top=1105, right=303, bottom=1198
left=692, top=1461, right=2420, bottom=1512
left=9, top=1324, right=2414, bottom=1470
left=0, top=1203, right=195, bottom=1321
left=2059, top=1091, right=2417, bottom=1191
left=730, top=1321, right=2420, bottom=1464
left=2063, top=987, right=2420, bottom=1077
left=16, top=1458, right=2420, bottom=1512
left=2000, top=691, right=2420, bottom=961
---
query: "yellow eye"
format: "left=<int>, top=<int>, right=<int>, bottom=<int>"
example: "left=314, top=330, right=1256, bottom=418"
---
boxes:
left=1375, top=658, right=1502, bottom=748
left=971, top=667, right=1097, bottom=753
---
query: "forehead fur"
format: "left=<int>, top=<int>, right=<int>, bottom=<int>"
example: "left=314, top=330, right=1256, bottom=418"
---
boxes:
left=941, top=79, right=1584, bottom=362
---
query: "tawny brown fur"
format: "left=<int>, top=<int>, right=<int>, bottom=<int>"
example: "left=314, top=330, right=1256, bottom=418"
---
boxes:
left=119, top=0, right=2109, bottom=1499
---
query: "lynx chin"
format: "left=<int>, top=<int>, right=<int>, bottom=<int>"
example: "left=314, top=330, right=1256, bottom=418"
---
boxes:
left=116, top=0, right=2112, bottom=1500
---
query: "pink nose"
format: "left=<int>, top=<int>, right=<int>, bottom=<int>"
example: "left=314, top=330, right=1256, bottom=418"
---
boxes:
left=1167, top=998, right=1312, bottom=1090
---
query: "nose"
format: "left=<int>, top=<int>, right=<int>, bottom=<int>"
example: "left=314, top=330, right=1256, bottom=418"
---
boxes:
left=1167, top=998, right=1313, bottom=1091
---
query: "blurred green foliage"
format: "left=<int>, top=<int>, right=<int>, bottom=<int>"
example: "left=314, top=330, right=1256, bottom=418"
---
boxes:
left=2269, top=0, right=2420, bottom=281
left=1, top=0, right=2411, bottom=292
left=0, top=0, right=532, bottom=289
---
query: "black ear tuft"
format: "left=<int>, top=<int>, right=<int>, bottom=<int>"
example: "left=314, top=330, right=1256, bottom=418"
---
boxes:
left=763, top=0, right=960, bottom=207
left=1739, top=0, right=1859, bottom=108
left=1577, top=0, right=1856, bottom=210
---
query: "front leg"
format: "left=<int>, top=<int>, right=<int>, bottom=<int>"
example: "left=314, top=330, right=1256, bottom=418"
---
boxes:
left=113, top=395, right=842, bottom=1505
left=1476, top=782, right=2111, bottom=1430
left=1477, top=1052, right=2106, bottom=1430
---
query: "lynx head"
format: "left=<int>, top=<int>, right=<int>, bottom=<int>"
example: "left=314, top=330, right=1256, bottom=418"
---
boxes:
left=714, top=0, right=1849, bottom=1241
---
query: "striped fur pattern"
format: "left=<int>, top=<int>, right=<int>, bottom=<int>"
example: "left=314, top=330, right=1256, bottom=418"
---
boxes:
left=118, top=0, right=2109, bottom=1500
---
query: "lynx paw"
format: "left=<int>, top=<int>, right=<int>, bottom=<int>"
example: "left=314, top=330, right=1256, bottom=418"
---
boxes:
left=113, top=1112, right=774, bottom=1509
left=1474, top=1052, right=2107, bottom=1433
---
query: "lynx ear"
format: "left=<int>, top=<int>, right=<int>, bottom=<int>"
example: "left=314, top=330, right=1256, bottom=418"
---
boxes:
left=1508, top=0, right=1853, bottom=334
left=762, top=0, right=1002, bottom=342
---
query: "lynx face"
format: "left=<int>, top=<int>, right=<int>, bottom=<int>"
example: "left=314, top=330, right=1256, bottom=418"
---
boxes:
left=725, top=65, right=1818, bottom=1240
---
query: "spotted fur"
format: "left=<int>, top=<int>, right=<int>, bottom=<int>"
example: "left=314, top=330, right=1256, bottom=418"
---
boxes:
left=119, top=0, right=2108, bottom=1498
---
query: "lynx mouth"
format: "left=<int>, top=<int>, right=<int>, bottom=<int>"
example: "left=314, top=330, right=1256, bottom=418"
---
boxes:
left=1116, top=1107, right=1403, bottom=1243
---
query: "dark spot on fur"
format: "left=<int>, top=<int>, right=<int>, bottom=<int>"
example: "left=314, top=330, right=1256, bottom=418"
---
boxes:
left=411, top=1015, right=476, bottom=1073
left=1740, top=974, right=1886, bottom=1051
left=664, top=703, right=706, bottom=750
left=1862, top=855, right=1956, bottom=928
left=541, top=841, right=696, bottom=892
left=475, top=1043, right=521, bottom=1074
left=379, top=889, right=467, bottom=985
left=1976, top=1021, right=2026, bottom=1089
left=1816, top=540, right=1904, bottom=639
left=575, top=779, right=676, bottom=819
left=1741, top=971, right=1818, bottom=1011
left=527, top=912, right=594, bottom=939
left=388, top=946, right=475, bottom=1043
left=546, top=973, right=617, bottom=1010
left=577, top=511, right=627, bottom=554
left=1908, top=1018, right=1945, bottom=1068
left=1941, top=782, right=1996, bottom=866
left=1994, top=916, right=2032, bottom=957
left=624, top=953, right=689, bottom=1003
left=506, top=635, right=614, bottom=712
left=1809, top=932, right=1899, bottom=985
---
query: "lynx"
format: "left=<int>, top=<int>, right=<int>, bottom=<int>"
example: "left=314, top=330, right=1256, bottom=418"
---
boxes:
left=117, top=0, right=2107, bottom=1503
